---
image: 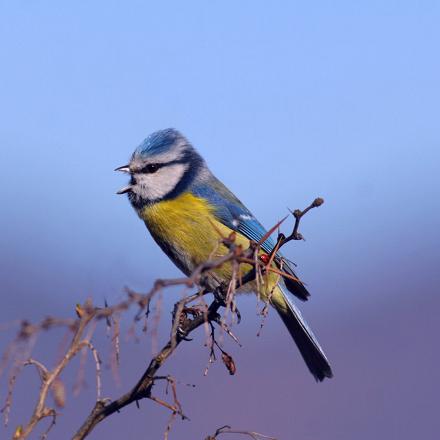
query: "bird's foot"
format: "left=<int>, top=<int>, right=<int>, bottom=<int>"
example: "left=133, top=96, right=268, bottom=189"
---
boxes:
left=174, top=306, right=204, bottom=341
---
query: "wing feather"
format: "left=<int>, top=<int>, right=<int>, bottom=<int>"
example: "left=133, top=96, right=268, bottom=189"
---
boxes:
left=191, top=176, right=310, bottom=300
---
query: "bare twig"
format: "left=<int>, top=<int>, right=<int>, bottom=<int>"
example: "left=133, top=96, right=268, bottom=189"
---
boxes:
left=205, top=425, right=277, bottom=440
left=283, top=197, right=324, bottom=244
left=24, top=359, right=49, bottom=381
left=72, top=299, right=223, bottom=439
left=0, top=198, right=323, bottom=439
left=18, top=311, right=97, bottom=438
left=81, top=341, right=102, bottom=401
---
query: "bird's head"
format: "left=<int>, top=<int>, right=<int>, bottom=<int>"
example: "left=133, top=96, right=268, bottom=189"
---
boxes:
left=116, top=128, right=205, bottom=207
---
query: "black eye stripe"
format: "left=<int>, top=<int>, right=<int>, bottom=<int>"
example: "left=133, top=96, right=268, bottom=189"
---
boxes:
left=141, top=163, right=161, bottom=174
left=139, top=159, right=188, bottom=174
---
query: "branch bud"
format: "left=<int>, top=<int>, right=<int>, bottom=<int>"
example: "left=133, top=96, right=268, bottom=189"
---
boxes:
left=293, top=209, right=302, bottom=219
left=13, top=426, right=23, bottom=439
left=75, top=304, right=85, bottom=318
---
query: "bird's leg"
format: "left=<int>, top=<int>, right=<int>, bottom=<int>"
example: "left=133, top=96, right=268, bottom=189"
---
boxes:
left=171, top=291, right=207, bottom=341
left=173, top=314, right=193, bottom=341
left=173, top=306, right=206, bottom=341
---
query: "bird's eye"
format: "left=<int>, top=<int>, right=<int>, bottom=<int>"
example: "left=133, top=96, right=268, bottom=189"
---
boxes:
left=143, top=163, right=160, bottom=174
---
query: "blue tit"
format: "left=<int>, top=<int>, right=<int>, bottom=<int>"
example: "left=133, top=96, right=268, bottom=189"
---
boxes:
left=116, top=128, right=332, bottom=381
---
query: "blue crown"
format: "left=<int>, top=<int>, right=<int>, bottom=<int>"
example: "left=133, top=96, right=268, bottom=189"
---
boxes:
left=134, top=128, right=185, bottom=157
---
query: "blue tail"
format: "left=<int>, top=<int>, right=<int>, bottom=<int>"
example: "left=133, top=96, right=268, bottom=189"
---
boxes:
left=275, top=286, right=333, bottom=381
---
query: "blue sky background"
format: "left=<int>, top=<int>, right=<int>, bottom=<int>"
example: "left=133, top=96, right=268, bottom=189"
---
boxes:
left=0, top=2, right=439, bottom=439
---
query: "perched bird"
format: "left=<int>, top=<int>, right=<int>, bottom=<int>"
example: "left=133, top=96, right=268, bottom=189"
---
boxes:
left=116, top=128, right=332, bottom=381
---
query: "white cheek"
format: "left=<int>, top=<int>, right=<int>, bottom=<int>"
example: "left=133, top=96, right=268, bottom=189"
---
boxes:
left=133, top=163, right=188, bottom=200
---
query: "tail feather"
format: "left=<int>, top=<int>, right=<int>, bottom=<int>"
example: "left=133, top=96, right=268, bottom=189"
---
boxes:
left=274, top=286, right=333, bottom=382
left=277, top=258, right=310, bottom=301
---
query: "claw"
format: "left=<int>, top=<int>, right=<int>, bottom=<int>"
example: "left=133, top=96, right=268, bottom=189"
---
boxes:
left=176, top=326, right=193, bottom=341
left=173, top=306, right=204, bottom=341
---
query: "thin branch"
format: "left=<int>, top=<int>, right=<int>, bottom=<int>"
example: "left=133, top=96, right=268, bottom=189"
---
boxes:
left=72, top=300, right=222, bottom=439
left=206, top=425, right=277, bottom=440
left=39, top=408, right=57, bottom=440
left=81, top=341, right=102, bottom=401
left=17, top=311, right=96, bottom=438
left=1, top=198, right=323, bottom=439
left=24, top=359, right=49, bottom=381
left=283, top=197, right=324, bottom=244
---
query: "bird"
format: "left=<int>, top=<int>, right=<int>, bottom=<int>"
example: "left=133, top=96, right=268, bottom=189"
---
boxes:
left=116, top=128, right=333, bottom=381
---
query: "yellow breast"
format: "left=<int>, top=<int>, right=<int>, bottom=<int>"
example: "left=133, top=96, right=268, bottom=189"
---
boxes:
left=139, top=192, right=279, bottom=300
left=140, top=192, right=244, bottom=269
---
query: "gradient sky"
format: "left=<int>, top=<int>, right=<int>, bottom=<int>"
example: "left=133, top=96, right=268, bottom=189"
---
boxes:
left=1, top=2, right=439, bottom=439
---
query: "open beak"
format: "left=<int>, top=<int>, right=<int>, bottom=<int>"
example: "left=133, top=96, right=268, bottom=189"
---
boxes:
left=115, top=164, right=132, bottom=194
left=116, top=185, right=132, bottom=195
left=115, top=165, right=131, bottom=173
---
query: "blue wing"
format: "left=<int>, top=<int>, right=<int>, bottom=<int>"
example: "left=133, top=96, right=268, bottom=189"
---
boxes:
left=191, top=176, right=274, bottom=251
left=191, top=176, right=310, bottom=301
